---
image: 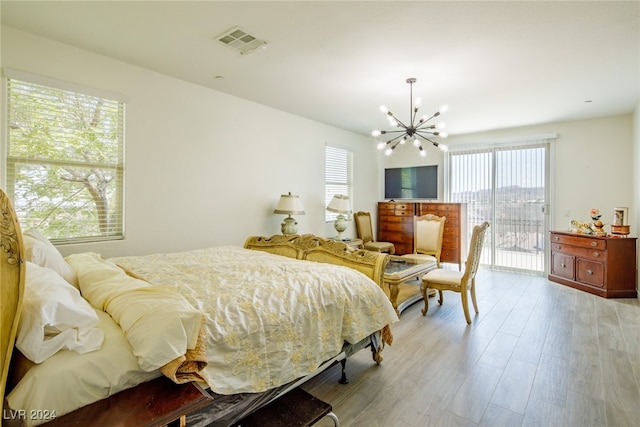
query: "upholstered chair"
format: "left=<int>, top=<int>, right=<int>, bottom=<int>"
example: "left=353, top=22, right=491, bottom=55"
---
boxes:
left=401, top=214, right=446, bottom=267
left=353, top=211, right=395, bottom=255
left=420, top=221, right=490, bottom=324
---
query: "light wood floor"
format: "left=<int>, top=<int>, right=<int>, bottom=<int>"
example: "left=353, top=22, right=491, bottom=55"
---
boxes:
left=303, top=270, right=640, bottom=427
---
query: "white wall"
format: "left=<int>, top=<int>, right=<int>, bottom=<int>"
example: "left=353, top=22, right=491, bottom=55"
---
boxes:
left=441, top=115, right=634, bottom=233
left=0, top=26, right=380, bottom=257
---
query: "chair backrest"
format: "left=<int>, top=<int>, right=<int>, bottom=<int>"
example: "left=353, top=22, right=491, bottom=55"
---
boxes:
left=413, top=214, right=446, bottom=263
left=354, top=211, right=374, bottom=243
left=461, top=221, right=490, bottom=286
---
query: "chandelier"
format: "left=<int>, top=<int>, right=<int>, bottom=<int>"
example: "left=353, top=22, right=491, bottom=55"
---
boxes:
left=372, top=78, right=449, bottom=157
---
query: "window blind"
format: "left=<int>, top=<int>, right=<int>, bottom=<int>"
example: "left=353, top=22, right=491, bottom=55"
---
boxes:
left=5, top=77, right=125, bottom=243
left=325, top=146, right=353, bottom=222
left=447, top=138, right=551, bottom=274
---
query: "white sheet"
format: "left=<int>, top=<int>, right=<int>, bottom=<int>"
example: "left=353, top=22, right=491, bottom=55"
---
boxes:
left=6, top=308, right=160, bottom=427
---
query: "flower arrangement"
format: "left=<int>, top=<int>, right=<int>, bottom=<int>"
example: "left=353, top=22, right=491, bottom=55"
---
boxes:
left=590, top=208, right=602, bottom=221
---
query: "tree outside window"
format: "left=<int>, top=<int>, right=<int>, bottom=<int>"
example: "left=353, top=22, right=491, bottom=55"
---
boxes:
left=5, top=78, right=125, bottom=243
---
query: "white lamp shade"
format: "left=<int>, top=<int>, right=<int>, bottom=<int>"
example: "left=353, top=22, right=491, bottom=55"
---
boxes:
left=273, top=192, right=305, bottom=215
left=326, top=195, right=351, bottom=214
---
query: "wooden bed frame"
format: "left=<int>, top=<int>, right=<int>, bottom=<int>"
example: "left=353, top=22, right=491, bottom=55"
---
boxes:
left=0, top=189, right=392, bottom=425
left=244, top=234, right=389, bottom=288
left=1, top=190, right=26, bottom=423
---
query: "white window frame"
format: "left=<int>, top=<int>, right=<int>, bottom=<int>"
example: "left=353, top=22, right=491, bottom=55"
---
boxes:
left=325, top=145, right=353, bottom=222
left=3, top=69, right=126, bottom=243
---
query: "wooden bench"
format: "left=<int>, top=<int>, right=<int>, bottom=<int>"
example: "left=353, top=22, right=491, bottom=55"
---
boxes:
left=43, top=377, right=212, bottom=426
left=237, top=387, right=339, bottom=427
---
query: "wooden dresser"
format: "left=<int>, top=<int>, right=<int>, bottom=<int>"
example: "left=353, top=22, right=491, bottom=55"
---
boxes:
left=549, top=231, right=637, bottom=298
left=377, top=202, right=467, bottom=267
left=378, top=202, right=415, bottom=255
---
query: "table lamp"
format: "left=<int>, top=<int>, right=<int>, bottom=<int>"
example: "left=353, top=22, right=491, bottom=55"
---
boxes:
left=274, top=192, right=305, bottom=236
left=326, top=194, right=351, bottom=240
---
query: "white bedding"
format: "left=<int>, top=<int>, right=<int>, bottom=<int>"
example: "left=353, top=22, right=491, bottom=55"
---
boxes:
left=111, top=246, right=399, bottom=394
left=6, top=308, right=160, bottom=427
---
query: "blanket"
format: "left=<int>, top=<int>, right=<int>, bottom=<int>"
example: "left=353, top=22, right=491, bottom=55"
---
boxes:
left=111, top=246, right=399, bottom=394
left=66, top=253, right=207, bottom=383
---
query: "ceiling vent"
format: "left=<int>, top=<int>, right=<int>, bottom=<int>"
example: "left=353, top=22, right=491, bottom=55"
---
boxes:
left=216, top=26, right=267, bottom=56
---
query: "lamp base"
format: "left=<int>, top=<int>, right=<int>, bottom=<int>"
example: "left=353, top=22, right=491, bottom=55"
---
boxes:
left=334, top=214, right=347, bottom=240
left=281, top=216, right=298, bottom=236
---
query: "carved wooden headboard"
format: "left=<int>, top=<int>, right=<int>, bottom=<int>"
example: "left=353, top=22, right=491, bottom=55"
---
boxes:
left=243, top=234, right=389, bottom=288
left=0, top=189, right=26, bottom=417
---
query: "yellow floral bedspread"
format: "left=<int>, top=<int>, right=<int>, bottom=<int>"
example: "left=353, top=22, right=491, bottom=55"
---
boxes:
left=112, top=246, right=398, bottom=394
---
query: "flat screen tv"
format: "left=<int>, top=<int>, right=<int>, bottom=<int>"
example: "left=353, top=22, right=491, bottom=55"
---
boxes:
left=384, top=165, right=438, bottom=200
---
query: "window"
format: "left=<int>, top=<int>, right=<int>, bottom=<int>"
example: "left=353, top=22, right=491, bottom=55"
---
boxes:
left=4, top=74, right=125, bottom=243
left=325, top=146, right=353, bottom=222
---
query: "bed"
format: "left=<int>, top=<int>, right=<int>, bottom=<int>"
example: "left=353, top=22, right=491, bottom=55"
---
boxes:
left=0, top=189, right=399, bottom=426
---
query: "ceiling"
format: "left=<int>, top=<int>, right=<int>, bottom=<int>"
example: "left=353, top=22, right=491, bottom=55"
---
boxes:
left=1, top=1, right=639, bottom=137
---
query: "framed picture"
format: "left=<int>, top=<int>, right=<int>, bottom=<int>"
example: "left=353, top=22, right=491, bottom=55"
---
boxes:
left=613, top=207, right=628, bottom=226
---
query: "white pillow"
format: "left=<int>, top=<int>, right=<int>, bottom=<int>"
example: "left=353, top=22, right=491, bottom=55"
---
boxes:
left=23, top=229, right=78, bottom=288
left=16, top=262, right=104, bottom=364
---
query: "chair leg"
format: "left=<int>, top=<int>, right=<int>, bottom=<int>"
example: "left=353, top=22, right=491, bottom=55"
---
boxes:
left=420, top=281, right=430, bottom=316
left=461, top=289, right=472, bottom=324
left=437, top=290, right=444, bottom=305
left=470, top=278, right=479, bottom=314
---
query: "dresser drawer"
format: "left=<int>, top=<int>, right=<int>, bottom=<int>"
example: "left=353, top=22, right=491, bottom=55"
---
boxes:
left=551, top=243, right=607, bottom=262
left=392, top=243, right=413, bottom=256
left=441, top=248, right=460, bottom=263
left=379, top=231, right=413, bottom=243
left=378, top=203, right=396, bottom=212
left=419, top=203, right=459, bottom=213
left=380, top=215, right=413, bottom=224
left=576, top=259, right=605, bottom=287
left=550, top=233, right=606, bottom=250
left=442, top=236, right=459, bottom=249
left=379, top=222, right=413, bottom=232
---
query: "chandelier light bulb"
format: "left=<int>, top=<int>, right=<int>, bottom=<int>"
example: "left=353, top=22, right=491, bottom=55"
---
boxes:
left=439, top=144, right=449, bottom=152
left=372, top=130, right=381, bottom=137
left=440, top=132, right=449, bottom=138
left=377, top=142, right=386, bottom=150
left=379, top=105, right=388, bottom=113
left=439, top=104, right=449, bottom=113
left=413, top=138, right=420, bottom=147
left=385, top=147, right=393, bottom=156
left=437, top=122, right=446, bottom=129
left=414, top=97, right=422, bottom=108
left=400, top=136, right=407, bottom=145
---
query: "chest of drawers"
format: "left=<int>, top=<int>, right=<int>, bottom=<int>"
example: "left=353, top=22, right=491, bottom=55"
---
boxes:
left=378, top=202, right=415, bottom=255
left=549, top=231, right=637, bottom=298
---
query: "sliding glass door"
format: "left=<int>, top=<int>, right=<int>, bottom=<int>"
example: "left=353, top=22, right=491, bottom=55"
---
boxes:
left=446, top=139, right=551, bottom=275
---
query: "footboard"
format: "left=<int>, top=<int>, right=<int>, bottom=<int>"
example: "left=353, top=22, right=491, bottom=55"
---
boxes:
left=244, top=234, right=390, bottom=288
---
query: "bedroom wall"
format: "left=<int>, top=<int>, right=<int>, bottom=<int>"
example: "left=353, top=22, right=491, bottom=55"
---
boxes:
left=0, top=26, right=381, bottom=257
left=383, top=115, right=634, bottom=234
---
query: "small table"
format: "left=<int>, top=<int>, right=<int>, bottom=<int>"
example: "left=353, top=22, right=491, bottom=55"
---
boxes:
left=384, top=256, right=437, bottom=314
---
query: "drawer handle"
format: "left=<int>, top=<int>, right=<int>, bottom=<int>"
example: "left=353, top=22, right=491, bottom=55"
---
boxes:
left=591, top=241, right=597, bottom=247
left=554, top=236, right=559, bottom=241
left=560, top=263, right=566, bottom=268
left=593, top=252, right=600, bottom=257
left=587, top=269, right=593, bottom=275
